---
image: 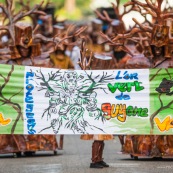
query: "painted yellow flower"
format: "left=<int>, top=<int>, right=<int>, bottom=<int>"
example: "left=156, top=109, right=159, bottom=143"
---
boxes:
left=154, top=116, right=173, bottom=132
left=0, top=113, right=11, bottom=126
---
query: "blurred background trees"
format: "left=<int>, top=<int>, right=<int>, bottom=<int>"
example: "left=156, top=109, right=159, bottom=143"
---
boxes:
left=53, top=0, right=129, bottom=20
left=0, top=0, right=129, bottom=21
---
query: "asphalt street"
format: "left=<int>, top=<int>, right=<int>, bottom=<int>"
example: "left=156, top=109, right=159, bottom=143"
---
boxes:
left=0, top=135, right=173, bottom=173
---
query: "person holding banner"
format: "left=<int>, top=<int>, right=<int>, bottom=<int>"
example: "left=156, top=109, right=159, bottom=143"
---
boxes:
left=81, top=134, right=113, bottom=168
left=78, top=39, right=114, bottom=168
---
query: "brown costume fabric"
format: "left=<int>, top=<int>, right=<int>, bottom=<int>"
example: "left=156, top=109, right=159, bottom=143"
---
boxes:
left=81, top=39, right=114, bottom=163
left=80, top=134, right=113, bottom=140
left=50, top=52, right=74, bottom=69
left=92, top=140, right=104, bottom=163
left=0, top=135, right=58, bottom=154
left=121, top=135, right=173, bottom=157
left=91, top=57, right=117, bottom=70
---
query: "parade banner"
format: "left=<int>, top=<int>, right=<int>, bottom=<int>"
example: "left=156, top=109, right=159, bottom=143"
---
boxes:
left=0, top=64, right=173, bottom=135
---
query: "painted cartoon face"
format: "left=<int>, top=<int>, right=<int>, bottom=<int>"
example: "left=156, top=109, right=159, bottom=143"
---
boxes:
left=63, top=71, right=78, bottom=92
left=88, top=97, right=96, bottom=107
left=87, top=92, right=97, bottom=108
left=155, top=78, right=173, bottom=94
left=70, top=105, right=83, bottom=117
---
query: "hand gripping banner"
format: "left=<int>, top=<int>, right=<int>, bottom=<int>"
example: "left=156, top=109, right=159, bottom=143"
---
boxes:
left=0, top=64, right=173, bottom=135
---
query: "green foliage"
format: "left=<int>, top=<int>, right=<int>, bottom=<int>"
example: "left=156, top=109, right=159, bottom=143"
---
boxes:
left=0, top=0, right=129, bottom=20
left=0, top=0, right=5, bottom=3
left=56, top=7, right=82, bottom=20
left=150, top=69, right=173, bottom=134
left=120, top=0, right=129, bottom=3
left=54, top=0, right=92, bottom=20
left=0, top=65, right=24, bottom=134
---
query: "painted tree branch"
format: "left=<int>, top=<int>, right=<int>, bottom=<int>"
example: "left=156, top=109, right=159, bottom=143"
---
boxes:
left=34, top=26, right=87, bottom=54
left=132, top=18, right=152, bottom=34
left=0, top=65, right=14, bottom=91
left=165, top=69, right=172, bottom=80
left=99, top=29, right=140, bottom=56
left=81, top=71, right=113, bottom=94
left=78, top=40, right=93, bottom=70
left=9, top=87, right=23, bottom=101
left=149, top=68, right=162, bottom=81
left=150, top=100, right=173, bottom=130
left=13, top=1, right=45, bottom=23
left=0, top=65, right=23, bottom=134
left=130, top=0, right=173, bottom=25
left=0, top=0, right=45, bottom=45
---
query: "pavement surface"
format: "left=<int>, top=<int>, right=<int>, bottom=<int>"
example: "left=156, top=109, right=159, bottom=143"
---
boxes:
left=0, top=135, right=173, bottom=173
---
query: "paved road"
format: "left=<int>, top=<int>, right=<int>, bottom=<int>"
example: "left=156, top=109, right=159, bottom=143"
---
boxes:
left=0, top=135, right=173, bottom=173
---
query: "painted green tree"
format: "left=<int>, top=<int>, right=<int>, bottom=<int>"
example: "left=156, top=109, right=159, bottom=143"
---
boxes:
left=0, top=65, right=24, bottom=134
left=150, top=68, right=173, bottom=134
